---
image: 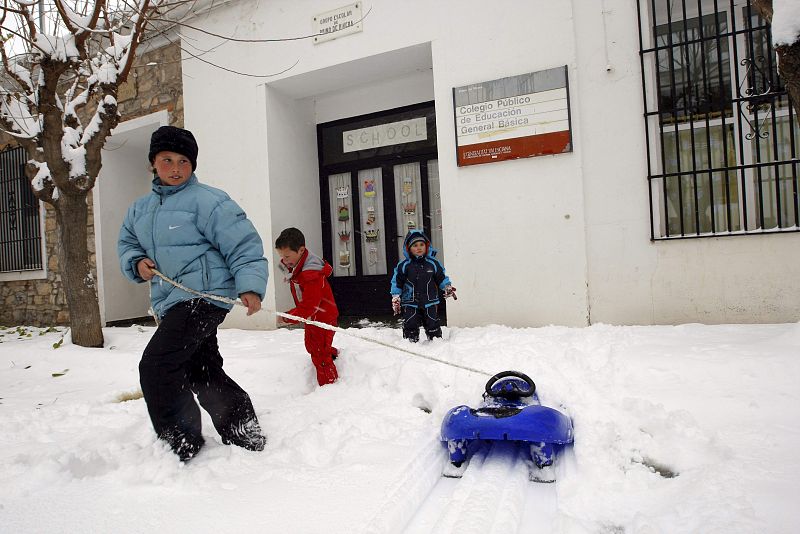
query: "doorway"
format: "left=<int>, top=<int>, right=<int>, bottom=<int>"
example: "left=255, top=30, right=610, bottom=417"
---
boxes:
left=95, top=111, right=168, bottom=325
left=318, top=102, right=443, bottom=317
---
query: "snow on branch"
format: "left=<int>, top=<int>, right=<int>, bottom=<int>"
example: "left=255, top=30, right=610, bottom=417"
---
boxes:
left=0, top=0, right=162, bottom=200
left=0, top=91, right=41, bottom=137
left=33, top=33, right=80, bottom=61
left=54, top=0, right=101, bottom=37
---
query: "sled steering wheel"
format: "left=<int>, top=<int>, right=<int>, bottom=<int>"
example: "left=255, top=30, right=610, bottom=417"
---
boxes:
left=484, top=371, right=536, bottom=399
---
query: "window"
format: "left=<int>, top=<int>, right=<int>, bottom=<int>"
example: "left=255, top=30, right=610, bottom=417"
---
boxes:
left=639, top=0, right=799, bottom=239
left=0, top=146, right=43, bottom=272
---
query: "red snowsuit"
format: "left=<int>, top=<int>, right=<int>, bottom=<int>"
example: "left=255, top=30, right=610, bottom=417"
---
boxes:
left=282, top=249, right=339, bottom=386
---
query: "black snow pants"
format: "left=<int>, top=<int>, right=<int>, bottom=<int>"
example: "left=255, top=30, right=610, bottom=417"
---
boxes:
left=402, top=303, right=442, bottom=342
left=139, top=299, right=260, bottom=459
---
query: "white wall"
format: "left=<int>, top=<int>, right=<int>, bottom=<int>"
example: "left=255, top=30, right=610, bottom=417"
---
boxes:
left=314, top=69, right=434, bottom=124
left=180, top=0, right=800, bottom=327
left=264, top=87, right=320, bottom=314
left=572, top=0, right=655, bottom=324
left=95, top=111, right=167, bottom=324
left=428, top=3, right=589, bottom=327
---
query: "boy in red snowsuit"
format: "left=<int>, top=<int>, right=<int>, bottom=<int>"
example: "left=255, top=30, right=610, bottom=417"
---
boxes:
left=275, top=228, right=339, bottom=386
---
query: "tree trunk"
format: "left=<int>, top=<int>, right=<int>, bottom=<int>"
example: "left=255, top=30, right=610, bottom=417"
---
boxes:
left=54, top=193, right=104, bottom=348
left=777, top=42, right=800, bottom=129
left=751, top=0, right=800, bottom=129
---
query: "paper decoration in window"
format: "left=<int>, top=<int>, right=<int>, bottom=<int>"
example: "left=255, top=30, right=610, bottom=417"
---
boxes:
left=403, top=202, right=416, bottom=216
left=368, top=246, right=378, bottom=265
left=364, top=180, right=376, bottom=197
left=365, top=228, right=380, bottom=242
left=336, top=186, right=349, bottom=199
left=407, top=220, right=416, bottom=230
left=338, top=231, right=350, bottom=242
left=339, top=249, right=351, bottom=268
left=338, top=206, right=349, bottom=221
left=403, top=177, right=413, bottom=194
left=366, top=206, right=376, bottom=225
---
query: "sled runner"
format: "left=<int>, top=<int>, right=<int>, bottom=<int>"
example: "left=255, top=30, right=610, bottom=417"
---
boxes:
left=440, top=371, right=574, bottom=482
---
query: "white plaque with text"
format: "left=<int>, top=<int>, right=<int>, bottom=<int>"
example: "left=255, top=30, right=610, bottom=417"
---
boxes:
left=313, top=3, right=362, bottom=44
left=453, top=66, right=572, bottom=166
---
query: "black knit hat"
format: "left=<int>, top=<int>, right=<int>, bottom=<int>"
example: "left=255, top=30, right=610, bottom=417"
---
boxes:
left=407, top=235, right=427, bottom=248
left=148, top=126, right=198, bottom=171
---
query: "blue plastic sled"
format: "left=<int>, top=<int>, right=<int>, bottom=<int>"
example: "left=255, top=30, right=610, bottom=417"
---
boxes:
left=440, top=371, right=574, bottom=481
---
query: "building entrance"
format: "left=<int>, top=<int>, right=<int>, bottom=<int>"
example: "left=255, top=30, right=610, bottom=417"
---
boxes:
left=318, top=102, right=443, bottom=317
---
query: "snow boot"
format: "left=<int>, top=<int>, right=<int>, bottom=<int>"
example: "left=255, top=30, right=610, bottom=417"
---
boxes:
left=221, top=418, right=267, bottom=452
left=173, top=436, right=204, bottom=462
left=313, top=358, right=339, bottom=386
left=222, top=433, right=266, bottom=452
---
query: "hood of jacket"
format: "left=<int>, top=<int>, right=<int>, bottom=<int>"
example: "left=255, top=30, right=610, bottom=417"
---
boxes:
left=402, top=230, right=438, bottom=260
left=288, top=248, right=333, bottom=280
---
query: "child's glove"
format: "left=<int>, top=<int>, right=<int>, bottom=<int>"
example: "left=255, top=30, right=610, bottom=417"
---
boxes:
left=443, top=285, right=457, bottom=300
left=391, top=295, right=401, bottom=315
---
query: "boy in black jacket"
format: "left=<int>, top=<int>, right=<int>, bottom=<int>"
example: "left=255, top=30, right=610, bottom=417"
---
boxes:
left=390, top=230, right=456, bottom=342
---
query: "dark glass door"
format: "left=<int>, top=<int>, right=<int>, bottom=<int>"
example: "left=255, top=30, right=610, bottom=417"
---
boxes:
left=318, top=102, right=441, bottom=318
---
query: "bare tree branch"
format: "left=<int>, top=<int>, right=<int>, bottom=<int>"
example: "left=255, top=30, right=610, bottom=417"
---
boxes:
left=751, top=0, right=773, bottom=21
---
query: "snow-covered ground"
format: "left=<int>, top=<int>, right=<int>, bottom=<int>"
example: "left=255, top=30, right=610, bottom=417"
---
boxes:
left=1, top=321, right=798, bottom=533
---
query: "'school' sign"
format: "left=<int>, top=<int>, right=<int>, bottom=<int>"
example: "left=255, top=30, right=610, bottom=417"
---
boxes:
left=453, top=66, right=572, bottom=166
left=342, top=118, right=427, bottom=153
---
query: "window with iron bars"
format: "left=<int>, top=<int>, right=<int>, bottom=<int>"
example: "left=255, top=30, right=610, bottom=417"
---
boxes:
left=0, top=146, right=43, bottom=272
left=638, top=0, right=799, bottom=239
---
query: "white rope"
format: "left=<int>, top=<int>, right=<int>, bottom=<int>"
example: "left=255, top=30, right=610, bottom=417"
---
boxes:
left=150, top=268, right=491, bottom=376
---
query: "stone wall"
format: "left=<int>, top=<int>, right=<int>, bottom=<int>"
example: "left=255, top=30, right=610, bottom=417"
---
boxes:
left=0, top=40, right=183, bottom=327
left=117, top=41, right=185, bottom=126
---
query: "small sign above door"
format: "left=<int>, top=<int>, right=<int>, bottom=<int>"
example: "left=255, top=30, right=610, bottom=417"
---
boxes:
left=342, top=117, right=428, bottom=153
left=313, top=3, right=363, bottom=44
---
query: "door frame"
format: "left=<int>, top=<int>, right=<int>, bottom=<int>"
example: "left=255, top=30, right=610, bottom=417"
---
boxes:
left=317, top=101, right=438, bottom=317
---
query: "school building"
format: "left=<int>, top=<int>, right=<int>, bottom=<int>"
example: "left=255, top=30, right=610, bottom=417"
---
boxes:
left=2, top=0, right=798, bottom=330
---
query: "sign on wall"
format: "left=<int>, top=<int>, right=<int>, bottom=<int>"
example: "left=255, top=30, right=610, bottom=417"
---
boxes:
left=453, top=66, right=572, bottom=166
left=342, top=117, right=427, bottom=153
left=313, top=3, right=363, bottom=44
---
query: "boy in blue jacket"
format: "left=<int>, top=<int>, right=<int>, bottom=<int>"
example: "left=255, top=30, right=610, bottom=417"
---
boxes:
left=390, top=230, right=456, bottom=342
left=118, top=126, right=268, bottom=461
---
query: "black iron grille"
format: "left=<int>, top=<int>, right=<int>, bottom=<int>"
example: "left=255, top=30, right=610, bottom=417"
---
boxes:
left=638, top=0, right=799, bottom=239
left=0, top=146, right=42, bottom=272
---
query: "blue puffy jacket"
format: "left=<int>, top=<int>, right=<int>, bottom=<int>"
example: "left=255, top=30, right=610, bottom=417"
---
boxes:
left=390, top=230, right=451, bottom=308
left=118, top=174, right=268, bottom=318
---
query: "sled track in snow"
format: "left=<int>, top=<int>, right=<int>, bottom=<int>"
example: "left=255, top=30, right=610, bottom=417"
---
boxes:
left=364, top=439, right=574, bottom=534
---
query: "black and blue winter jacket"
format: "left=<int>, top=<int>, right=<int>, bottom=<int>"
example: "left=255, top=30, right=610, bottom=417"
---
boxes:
left=390, top=230, right=451, bottom=308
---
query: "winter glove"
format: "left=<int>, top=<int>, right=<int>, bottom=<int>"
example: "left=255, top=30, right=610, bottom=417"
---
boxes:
left=391, top=295, right=401, bottom=315
left=443, top=285, right=457, bottom=300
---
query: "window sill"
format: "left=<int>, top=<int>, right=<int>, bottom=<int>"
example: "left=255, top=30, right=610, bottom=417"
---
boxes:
left=0, top=269, right=47, bottom=282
